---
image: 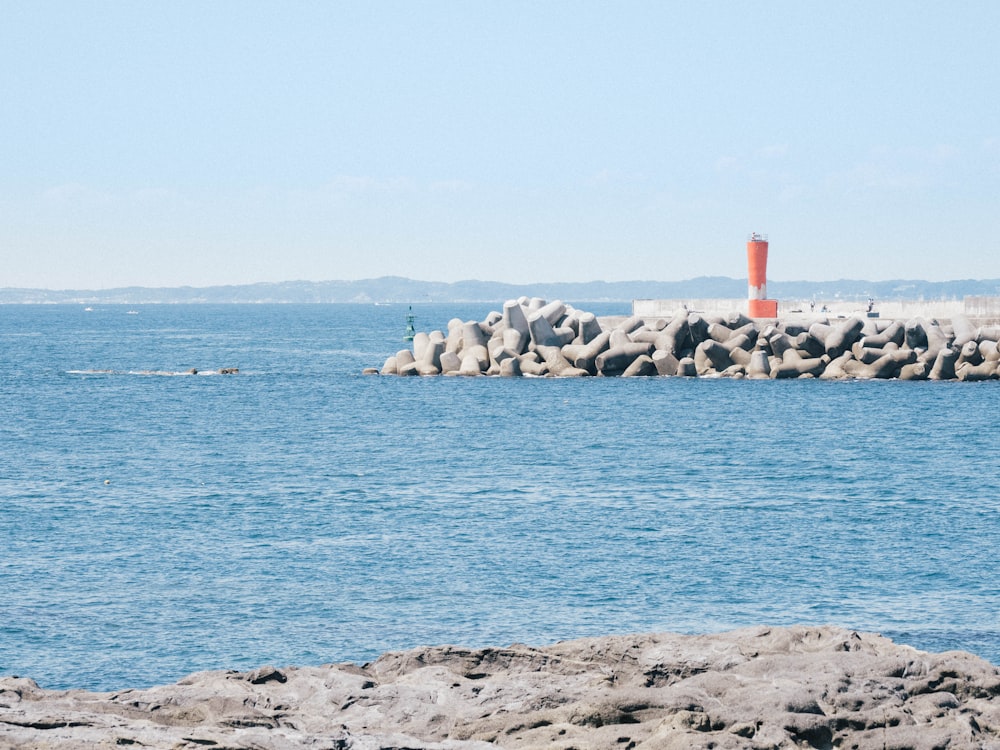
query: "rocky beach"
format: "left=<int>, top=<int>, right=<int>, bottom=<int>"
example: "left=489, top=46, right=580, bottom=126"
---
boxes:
left=2, top=626, right=999, bottom=749
left=370, top=297, right=1000, bottom=381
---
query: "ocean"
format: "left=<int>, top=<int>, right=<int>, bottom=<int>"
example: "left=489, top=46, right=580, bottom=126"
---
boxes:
left=1, top=303, right=998, bottom=691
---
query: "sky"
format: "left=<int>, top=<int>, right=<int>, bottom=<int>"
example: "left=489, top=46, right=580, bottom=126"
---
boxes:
left=2, top=1, right=999, bottom=289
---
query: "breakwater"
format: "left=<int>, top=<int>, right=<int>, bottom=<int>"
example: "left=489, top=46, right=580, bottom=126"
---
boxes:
left=370, top=297, right=1000, bottom=380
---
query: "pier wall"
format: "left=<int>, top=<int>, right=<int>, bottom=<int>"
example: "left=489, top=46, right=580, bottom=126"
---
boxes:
left=633, top=297, right=1000, bottom=325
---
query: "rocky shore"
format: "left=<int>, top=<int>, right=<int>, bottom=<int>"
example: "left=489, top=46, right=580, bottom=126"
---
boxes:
left=2, top=626, right=999, bottom=749
left=368, top=297, right=1000, bottom=380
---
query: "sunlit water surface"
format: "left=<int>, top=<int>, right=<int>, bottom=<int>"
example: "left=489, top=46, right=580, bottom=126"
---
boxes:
left=1, top=303, right=997, bottom=690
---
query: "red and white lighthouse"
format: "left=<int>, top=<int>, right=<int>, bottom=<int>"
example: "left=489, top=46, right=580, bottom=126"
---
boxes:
left=747, top=233, right=778, bottom=318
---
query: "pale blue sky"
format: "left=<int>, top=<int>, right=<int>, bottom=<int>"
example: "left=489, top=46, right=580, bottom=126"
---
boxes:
left=2, top=1, right=998, bottom=289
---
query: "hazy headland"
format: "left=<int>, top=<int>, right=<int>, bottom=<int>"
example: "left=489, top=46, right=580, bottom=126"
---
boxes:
left=2, top=276, right=1000, bottom=305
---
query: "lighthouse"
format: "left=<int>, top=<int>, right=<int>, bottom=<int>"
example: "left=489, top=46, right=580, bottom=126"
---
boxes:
left=747, top=233, right=778, bottom=318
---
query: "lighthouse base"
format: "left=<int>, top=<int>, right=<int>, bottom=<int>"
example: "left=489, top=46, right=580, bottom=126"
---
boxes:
left=748, top=299, right=778, bottom=318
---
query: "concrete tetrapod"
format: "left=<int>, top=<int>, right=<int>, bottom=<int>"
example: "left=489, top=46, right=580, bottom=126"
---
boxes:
left=708, top=322, right=735, bottom=343
left=979, top=326, right=1000, bottom=342
left=517, top=353, right=546, bottom=376
left=921, top=321, right=952, bottom=363
left=502, top=301, right=530, bottom=344
left=675, top=356, right=698, bottom=377
left=499, top=357, right=523, bottom=377
left=596, top=343, right=654, bottom=376
left=499, top=327, right=526, bottom=359
left=825, top=316, right=865, bottom=357
left=418, top=338, right=445, bottom=375
left=859, top=320, right=905, bottom=349
left=535, top=299, right=567, bottom=326
left=952, top=314, right=978, bottom=348
left=904, top=318, right=931, bottom=351
left=957, top=359, right=998, bottom=381
left=767, top=330, right=796, bottom=359
left=576, top=312, right=603, bottom=345
left=852, top=344, right=890, bottom=364
left=562, top=331, right=612, bottom=375
left=843, top=349, right=915, bottom=379
left=771, top=350, right=829, bottom=379
left=807, top=321, right=833, bottom=345
left=898, top=361, right=929, bottom=380
left=957, top=340, right=983, bottom=368
left=622, top=354, right=657, bottom=376
left=819, top=352, right=855, bottom=380
left=652, top=350, right=680, bottom=376
left=686, top=313, right=710, bottom=348
left=395, top=349, right=418, bottom=376
left=444, top=318, right=464, bottom=353
left=458, top=353, right=483, bottom=376
left=439, top=350, right=462, bottom=375
left=652, top=310, right=690, bottom=356
left=608, top=329, right=633, bottom=349
left=410, top=331, right=430, bottom=363
left=721, top=333, right=754, bottom=363
left=614, top=315, right=645, bottom=336
left=528, top=311, right=571, bottom=349
left=926, top=347, right=957, bottom=380
left=536, top=345, right=589, bottom=377
left=795, top=331, right=827, bottom=358
left=694, top=340, right=734, bottom=375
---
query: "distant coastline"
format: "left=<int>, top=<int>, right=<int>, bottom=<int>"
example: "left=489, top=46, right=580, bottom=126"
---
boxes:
left=2, top=275, right=1000, bottom=305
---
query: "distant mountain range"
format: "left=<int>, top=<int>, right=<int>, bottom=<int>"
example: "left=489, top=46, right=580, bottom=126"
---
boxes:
left=2, top=276, right=1000, bottom=304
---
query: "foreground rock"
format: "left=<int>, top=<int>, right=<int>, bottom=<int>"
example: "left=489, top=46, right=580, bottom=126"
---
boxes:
left=371, top=297, right=1000, bottom=380
left=2, top=626, right=999, bottom=749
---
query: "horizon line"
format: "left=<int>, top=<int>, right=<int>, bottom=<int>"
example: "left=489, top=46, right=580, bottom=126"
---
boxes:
left=4, top=275, right=1000, bottom=294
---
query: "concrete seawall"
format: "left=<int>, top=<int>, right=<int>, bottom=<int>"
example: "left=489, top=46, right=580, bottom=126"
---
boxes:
left=634, top=296, right=1000, bottom=326
left=368, top=296, right=1000, bottom=381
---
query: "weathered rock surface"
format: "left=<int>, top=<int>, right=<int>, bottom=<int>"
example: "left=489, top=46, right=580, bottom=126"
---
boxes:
left=371, top=298, right=1000, bottom=380
left=3, top=626, right=999, bottom=749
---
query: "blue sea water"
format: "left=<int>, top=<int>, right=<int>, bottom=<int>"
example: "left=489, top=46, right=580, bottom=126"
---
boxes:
left=1, top=303, right=998, bottom=691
